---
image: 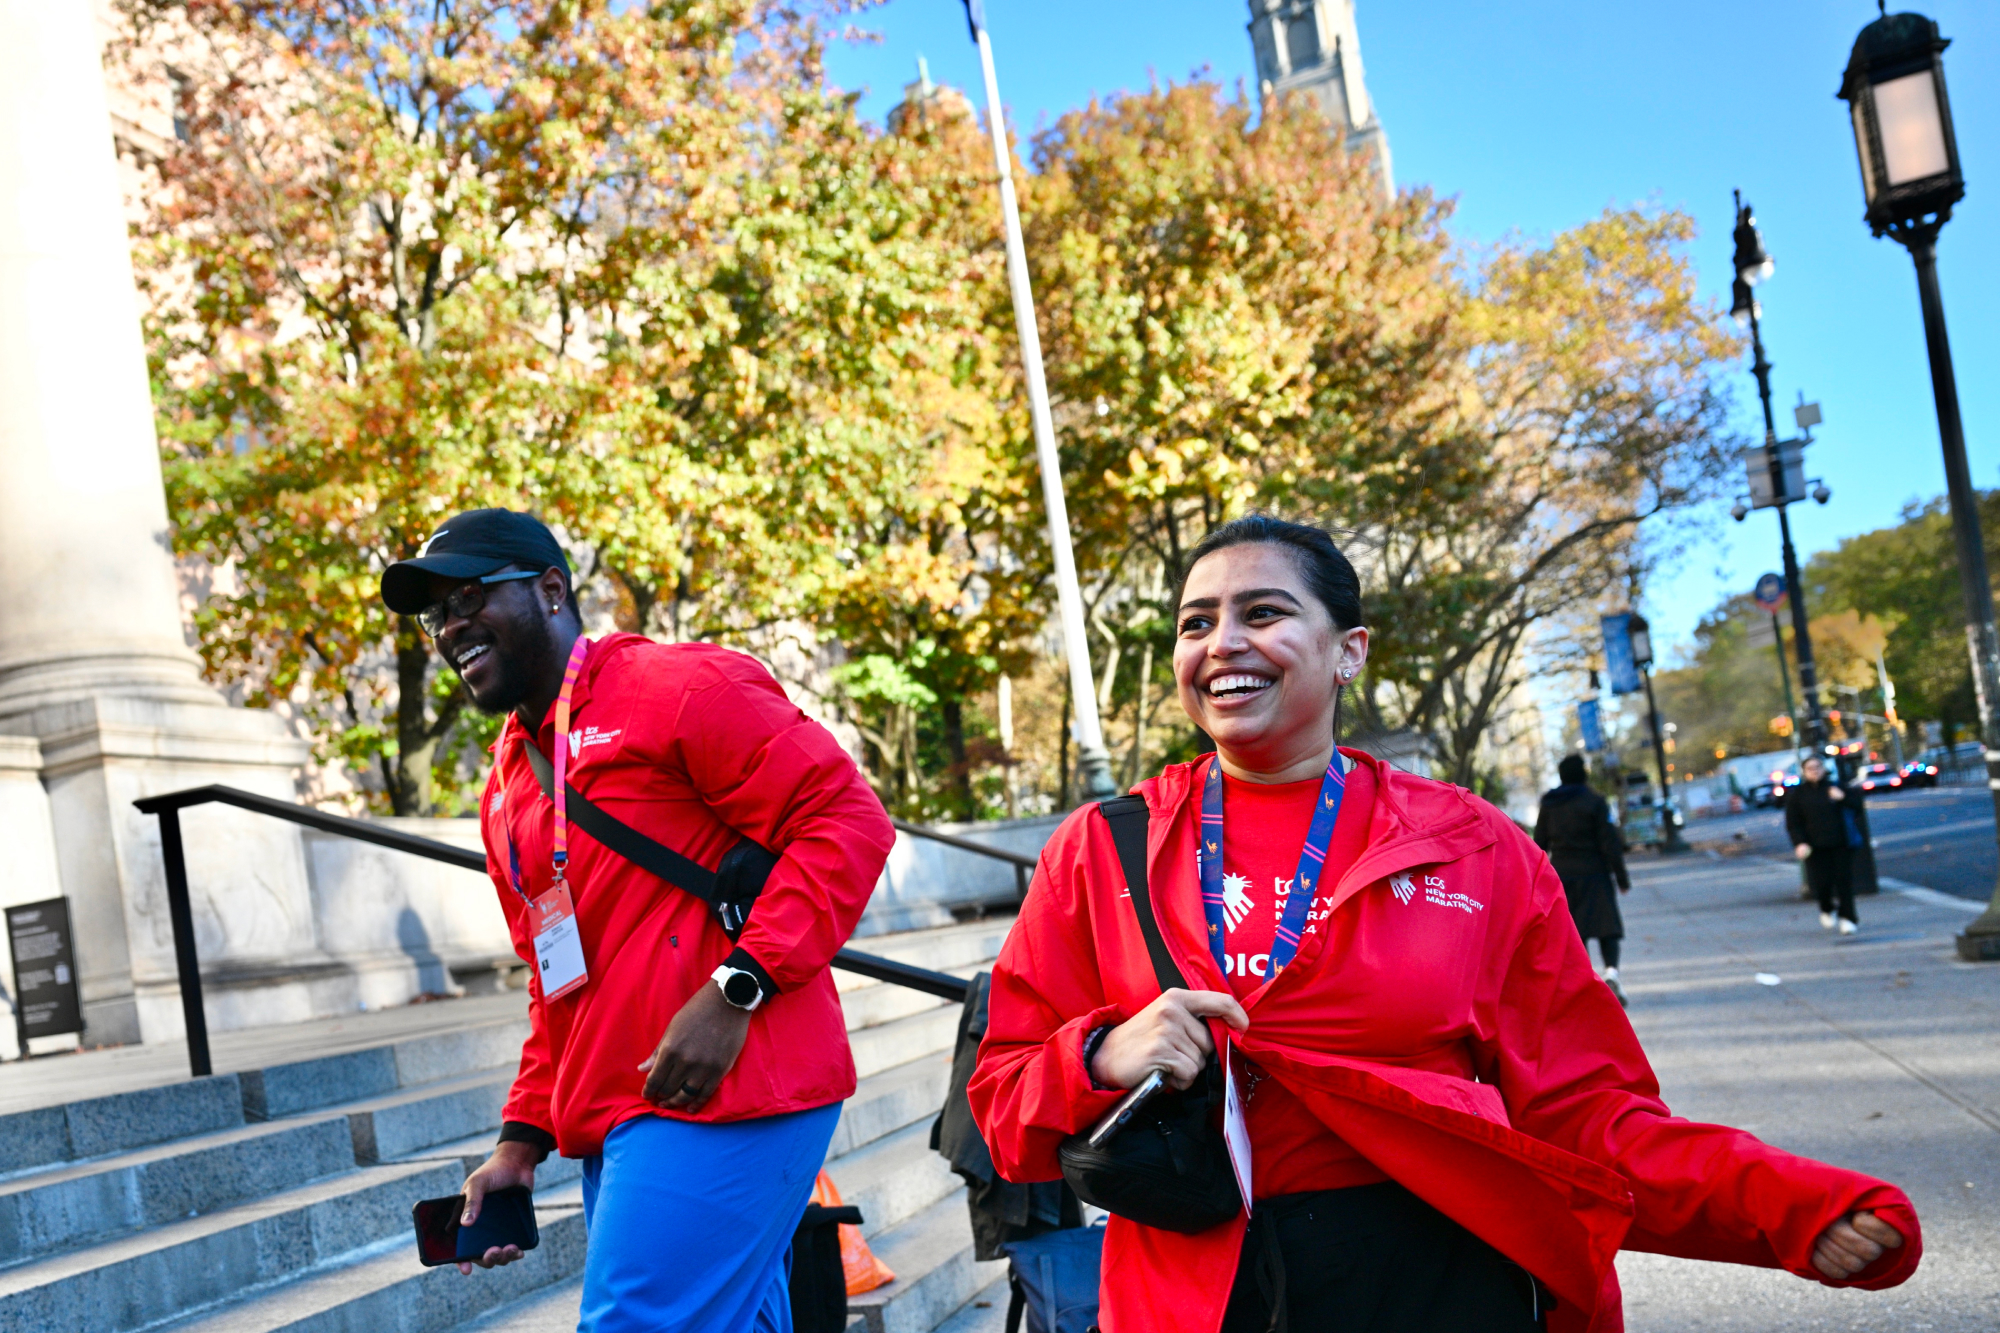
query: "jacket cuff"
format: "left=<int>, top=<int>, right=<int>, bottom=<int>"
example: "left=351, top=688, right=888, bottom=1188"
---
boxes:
left=723, top=946, right=779, bottom=1003
left=497, top=1120, right=556, bottom=1163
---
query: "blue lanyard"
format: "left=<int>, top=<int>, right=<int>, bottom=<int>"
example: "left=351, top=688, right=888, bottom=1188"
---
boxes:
left=1197, top=753, right=1346, bottom=976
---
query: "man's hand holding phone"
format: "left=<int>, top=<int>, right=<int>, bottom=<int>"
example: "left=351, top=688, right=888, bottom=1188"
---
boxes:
left=1088, top=988, right=1249, bottom=1091
left=454, top=1141, right=540, bottom=1274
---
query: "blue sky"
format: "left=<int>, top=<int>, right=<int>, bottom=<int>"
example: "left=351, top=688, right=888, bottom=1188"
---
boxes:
left=824, top=1, right=1999, bottom=661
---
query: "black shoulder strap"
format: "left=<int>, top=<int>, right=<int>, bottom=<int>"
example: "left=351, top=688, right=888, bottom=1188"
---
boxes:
left=1097, top=795, right=1186, bottom=993
left=520, top=735, right=721, bottom=906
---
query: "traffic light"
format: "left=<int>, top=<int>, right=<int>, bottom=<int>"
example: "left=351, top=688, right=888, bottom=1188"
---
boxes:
left=1770, top=715, right=1794, bottom=737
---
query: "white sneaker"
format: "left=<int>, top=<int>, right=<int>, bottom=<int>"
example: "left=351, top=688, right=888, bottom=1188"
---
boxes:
left=1820, top=912, right=1837, bottom=930
left=1838, top=919, right=1858, bottom=936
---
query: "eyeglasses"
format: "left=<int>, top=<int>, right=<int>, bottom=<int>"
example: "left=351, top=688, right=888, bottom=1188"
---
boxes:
left=416, top=570, right=540, bottom=636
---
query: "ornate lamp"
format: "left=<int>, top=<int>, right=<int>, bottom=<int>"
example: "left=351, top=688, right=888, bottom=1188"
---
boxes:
left=1838, top=6, right=1963, bottom=237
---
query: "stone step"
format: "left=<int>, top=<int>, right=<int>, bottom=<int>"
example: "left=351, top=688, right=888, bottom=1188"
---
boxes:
left=0, top=1075, right=246, bottom=1178
left=824, top=1118, right=959, bottom=1241
left=834, top=920, right=1013, bottom=995
left=933, top=1276, right=1010, bottom=1333
left=846, top=1188, right=1001, bottom=1333
left=454, top=1274, right=581, bottom=1332
left=0, top=1156, right=468, bottom=1333
left=345, top=1073, right=512, bottom=1164
left=829, top=1053, right=953, bottom=1162
left=841, top=965, right=988, bottom=1035
left=850, top=1006, right=962, bottom=1084
left=0, top=1113, right=355, bottom=1267
left=153, top=1179, right=588, bottom=1333
left=241, top=1019, right=530, bottom=1121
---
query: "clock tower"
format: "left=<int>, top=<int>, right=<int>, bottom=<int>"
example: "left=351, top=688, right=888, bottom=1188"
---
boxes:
left=1246, top=0, right=1392, bottom=197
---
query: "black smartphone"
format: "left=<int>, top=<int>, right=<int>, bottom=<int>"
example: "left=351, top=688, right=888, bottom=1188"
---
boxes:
left=412, top=1186, right=541, bottom=1267
left=1086, top=1068, right=1166, bottom=1150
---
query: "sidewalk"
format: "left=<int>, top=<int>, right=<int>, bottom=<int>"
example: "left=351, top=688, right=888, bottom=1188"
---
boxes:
left=1615, top=846, right=2000, bottom=1331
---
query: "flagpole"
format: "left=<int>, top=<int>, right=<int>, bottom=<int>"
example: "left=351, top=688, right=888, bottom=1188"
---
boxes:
left=962, top=0, right=1117, bottom=800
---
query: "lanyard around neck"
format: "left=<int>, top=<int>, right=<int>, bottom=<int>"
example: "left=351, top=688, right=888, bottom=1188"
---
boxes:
left=1198, top=752, right=1346, bottom=977
left=503, top=635, right=590, bottom=901
left=549, top=636, right=590, bottom=883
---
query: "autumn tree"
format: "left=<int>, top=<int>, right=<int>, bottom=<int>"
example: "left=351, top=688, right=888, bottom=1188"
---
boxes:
left=127, top=0, right=1003, bottom=813
left=1348, top=208, right=1741, bottom=784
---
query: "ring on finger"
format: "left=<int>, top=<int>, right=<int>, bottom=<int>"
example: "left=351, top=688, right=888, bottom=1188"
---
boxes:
left=680, top=1081, right=703, bottom=1097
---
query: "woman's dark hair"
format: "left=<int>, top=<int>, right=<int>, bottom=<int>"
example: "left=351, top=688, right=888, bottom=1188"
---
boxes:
left=1558, top=754, right=1589, bottom=786
left=1176, top=515, right=1364, bottom=631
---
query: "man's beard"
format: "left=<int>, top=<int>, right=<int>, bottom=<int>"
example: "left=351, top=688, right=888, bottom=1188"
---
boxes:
left=462, top=608, right=556, bottom=715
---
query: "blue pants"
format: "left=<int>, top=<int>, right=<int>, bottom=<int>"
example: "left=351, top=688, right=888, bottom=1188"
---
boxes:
left=578, top=1103, right=841, bottom=1333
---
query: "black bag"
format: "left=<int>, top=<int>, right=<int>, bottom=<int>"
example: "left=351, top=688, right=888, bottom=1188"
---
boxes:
left=520, top=736, right=777, bottom=938
left=788, top=1203, right=863, bottom=1333
left=1055, top=795, right=1243, bottom=1235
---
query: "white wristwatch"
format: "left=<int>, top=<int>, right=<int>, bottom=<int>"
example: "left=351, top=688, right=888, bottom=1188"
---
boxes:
left=711, top=963, right=767, bottom=1012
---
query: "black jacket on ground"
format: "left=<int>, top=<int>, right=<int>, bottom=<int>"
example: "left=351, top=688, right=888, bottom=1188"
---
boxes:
left=1785, top=776, right=1861, bottom=850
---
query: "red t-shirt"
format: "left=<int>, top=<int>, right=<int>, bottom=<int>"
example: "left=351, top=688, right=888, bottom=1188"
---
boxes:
left=1217, top=757, right=1387, bottom=1199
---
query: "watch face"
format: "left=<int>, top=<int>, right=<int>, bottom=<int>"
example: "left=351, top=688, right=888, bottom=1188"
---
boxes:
left=723, top=971, right=760, bottom=1007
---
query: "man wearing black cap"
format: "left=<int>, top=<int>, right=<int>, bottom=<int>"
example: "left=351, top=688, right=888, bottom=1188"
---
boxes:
left=382, top=509, right=895, bottom=1331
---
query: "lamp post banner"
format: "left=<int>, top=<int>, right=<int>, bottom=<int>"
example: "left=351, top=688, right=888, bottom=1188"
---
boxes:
left=1577, top=699, right=1604, bottom=754
left=1602, top=614, right=1642, bottom=696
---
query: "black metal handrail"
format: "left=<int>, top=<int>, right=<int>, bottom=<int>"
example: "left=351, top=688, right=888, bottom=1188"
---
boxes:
left=888, top=817, right=1037, bottom=900
left=134, top=784, right=972, bottom=1078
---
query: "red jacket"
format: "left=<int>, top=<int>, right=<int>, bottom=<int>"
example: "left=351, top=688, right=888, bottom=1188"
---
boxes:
left=968, top=751, right=1920, bottom=1333
left=483, top=634, right=894, bottom=1158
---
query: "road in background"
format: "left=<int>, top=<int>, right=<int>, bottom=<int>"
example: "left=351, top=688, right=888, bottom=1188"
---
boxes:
left=1686, top=787, right=1996, bottom=902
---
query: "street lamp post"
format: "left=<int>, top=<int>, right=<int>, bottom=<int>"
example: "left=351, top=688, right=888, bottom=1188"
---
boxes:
left=1727, top=199, right=1832, bottom=760
left=1626, top=615, right=1690, bottom=853
left=1838, top=7, right=2000, bottom=958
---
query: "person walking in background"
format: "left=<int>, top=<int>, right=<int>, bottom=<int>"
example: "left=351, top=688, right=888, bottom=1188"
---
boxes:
left=379, top=509, right=895, bottom=1333
left=1533, top=754, right=1632, bottom=1006
left=1787, top=753, right=1861, bottom=936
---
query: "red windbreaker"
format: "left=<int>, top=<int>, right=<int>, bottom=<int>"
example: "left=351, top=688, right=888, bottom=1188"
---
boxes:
left=482, top=634, right=894, bottom=1158
left=968, top=751, right=1920, bottom=1333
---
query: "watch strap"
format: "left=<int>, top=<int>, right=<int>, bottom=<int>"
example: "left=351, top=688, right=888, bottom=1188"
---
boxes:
left=721, top=946, right=778, bottom=1003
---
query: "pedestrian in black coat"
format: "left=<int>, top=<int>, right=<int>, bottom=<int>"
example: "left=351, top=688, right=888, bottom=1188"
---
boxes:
left=1534, top=754, right=1632, bottom=1005
left=1785, top=754, right=1862, bottom=934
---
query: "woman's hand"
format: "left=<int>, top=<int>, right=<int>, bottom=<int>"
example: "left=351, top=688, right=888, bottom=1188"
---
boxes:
left=1089, top=988, right=1249, bottom=1091
left=1794, top=842, right=1812, bottom=861
left=1811, top=1210, right=1903, bottom=1280
left=1829, top=785, right=1845, bottom=802
left=455, top=1140, right=540, bottom=1275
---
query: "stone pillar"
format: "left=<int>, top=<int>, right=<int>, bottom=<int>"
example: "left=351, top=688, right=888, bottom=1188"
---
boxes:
left=0, top=0, right=323, bottom=1045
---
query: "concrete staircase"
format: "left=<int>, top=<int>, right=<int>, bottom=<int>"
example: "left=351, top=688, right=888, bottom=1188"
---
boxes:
left=0, top=916, right=1015, bottom=1333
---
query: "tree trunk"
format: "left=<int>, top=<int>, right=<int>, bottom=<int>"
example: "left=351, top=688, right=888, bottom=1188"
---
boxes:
left=391, top=625, right=438, bottom=815
left=942, top=698, right=972, bottom=814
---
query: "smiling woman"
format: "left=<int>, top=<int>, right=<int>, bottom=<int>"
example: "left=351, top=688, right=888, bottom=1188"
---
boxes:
left=969, top=514, right=1922, bottom=1333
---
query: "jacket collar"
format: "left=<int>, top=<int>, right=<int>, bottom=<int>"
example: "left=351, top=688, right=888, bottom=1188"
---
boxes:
left=1130, top=748, right=1499, bottom=996
left=494, top=632, right=641, bottom=765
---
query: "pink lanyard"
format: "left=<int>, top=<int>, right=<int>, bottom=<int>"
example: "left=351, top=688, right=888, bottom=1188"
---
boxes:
left=548, top=636, right=590, bottom=887
left=503, top=636, right=590, bottom=901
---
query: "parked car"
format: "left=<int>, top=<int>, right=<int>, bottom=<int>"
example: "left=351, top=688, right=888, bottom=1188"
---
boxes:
left=1855, top=762, right=1904, bottom=794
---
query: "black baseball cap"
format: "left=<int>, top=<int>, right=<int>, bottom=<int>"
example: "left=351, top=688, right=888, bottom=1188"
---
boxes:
left=380, top=509, right=572, bottom=615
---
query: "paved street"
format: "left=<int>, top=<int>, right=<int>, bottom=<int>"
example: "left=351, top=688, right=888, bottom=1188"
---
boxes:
left=1688, top=785, right=1998, bottom=904
left=1615, top=844, right=2000, bottom=1331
